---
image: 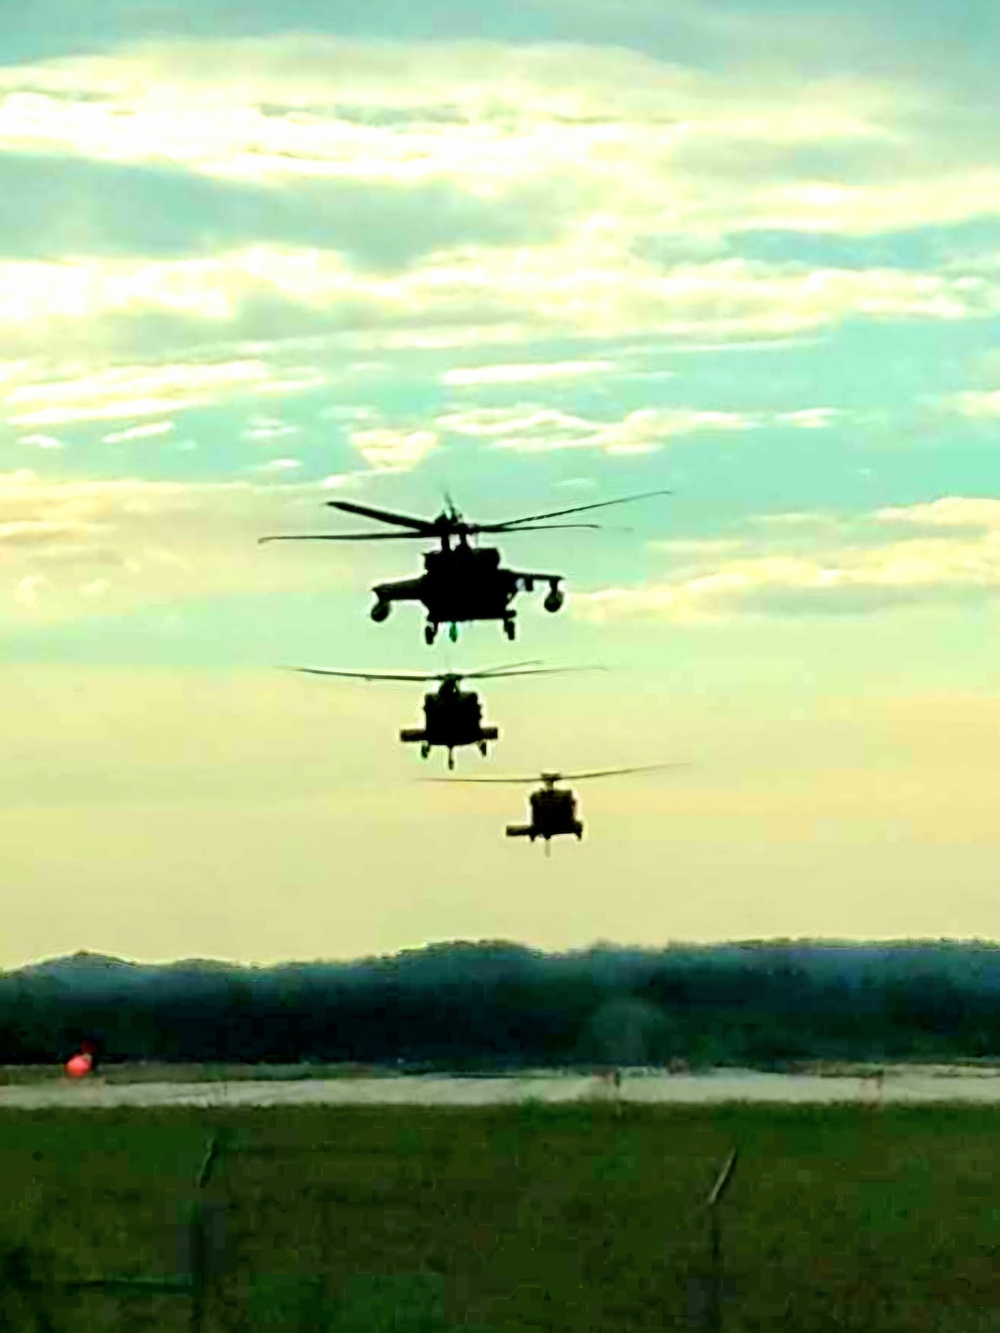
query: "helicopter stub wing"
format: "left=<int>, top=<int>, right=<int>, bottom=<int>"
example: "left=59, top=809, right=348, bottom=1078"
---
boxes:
left=372, top=575, right=426, bottom=600
left=510, top=568, right=564, bottom=584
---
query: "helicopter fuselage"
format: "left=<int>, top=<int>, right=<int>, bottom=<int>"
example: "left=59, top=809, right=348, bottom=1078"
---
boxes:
left=507, top=786, right=584, bottom=842
left=369, top=544, right=565, bottom=643
left=399, top=682, right=499, bottom=768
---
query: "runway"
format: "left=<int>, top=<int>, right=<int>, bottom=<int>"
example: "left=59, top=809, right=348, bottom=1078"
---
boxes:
left=3, top=1066, right=1000, bottom=1109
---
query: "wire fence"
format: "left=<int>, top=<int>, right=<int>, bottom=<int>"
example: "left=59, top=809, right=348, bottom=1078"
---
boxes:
left=6, top=1130, right=228, bottom=1333
left=6, top=1087, right=981, bottom=1331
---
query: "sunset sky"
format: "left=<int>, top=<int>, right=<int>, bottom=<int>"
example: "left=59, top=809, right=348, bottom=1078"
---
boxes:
left=3, top=0, right=1000, bottom=968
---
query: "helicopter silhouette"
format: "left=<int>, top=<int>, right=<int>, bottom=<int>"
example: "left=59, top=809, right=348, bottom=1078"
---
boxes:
left=290, top=662, right=598, bottom=769
left=426, top=763, right=689, bottom=850
left=260, top=490, right=670, bottom=644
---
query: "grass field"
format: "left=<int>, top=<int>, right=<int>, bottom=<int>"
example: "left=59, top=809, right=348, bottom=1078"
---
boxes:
left=4, top=1100, right=1000, bottom=1330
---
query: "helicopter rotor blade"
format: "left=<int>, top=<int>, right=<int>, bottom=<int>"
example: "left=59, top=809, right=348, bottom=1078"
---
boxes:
left=259, top=532, right=424, bottom=544
left=423, top=761, right=688, bottom=786
left=468, top=521, right=604, bottom=534
left=325, top=499, right=439, bottom=532
left=288, top=666, right=448, bottom=682
left=460, top=660, right=545, bottom=674
left=561, top=763, right=693, bottom=781
left=421, top=777, right=543, bottom=785
left=473, top=489, right=673, bottom=530
left=462, top=665, right=607, bottom=681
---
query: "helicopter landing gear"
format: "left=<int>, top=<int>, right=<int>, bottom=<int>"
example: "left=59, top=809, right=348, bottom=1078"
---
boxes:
left=503, top=617, right=516, bottom=641
left=543, top=581, right=564, bottom=614
left=420, top=743, right=431, bottom=759
left=574, top=823, right=584, bottom=841
left=448, top=622, right=459, bottom=643
left=424, top=622, right=438, bottom=645
left=447, top=750, right=455, bottom=771
left=371, top=599, right=391, bottom=623
left=478, top=741, right=488, bottom=756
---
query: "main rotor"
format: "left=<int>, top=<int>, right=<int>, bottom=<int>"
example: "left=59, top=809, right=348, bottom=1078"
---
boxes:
left=426, top=763, right=691, bottom=789
left=259, top=489, right=672, bottom=550
left=289, top=662, right=604, bottom=689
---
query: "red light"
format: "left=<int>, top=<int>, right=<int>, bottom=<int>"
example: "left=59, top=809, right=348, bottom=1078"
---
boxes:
left=65, top=1053, right=93, bottom=1078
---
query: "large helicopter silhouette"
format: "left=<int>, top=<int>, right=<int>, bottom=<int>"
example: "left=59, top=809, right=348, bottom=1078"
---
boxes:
left=290, top=662, right=598, bottom=769
left=260, top=490, right=670, bottom=644
left=427, top=763, right=689, bottom=850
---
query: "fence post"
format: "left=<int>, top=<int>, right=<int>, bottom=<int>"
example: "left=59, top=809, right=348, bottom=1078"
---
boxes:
left=187, top=1131, right=228, bottom=1333
left=688, top=1148, right=738, bottom=1331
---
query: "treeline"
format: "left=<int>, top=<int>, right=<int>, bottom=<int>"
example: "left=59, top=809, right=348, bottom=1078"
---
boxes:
left=3, top=939, right=1000, bottom=1069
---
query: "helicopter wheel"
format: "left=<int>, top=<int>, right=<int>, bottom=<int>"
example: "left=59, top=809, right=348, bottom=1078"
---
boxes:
left=478, top=741, right=488, bottom=756
left=420, top=744, right=431, bottom=759
left=503, top=618, right=516, bottom=641
left=424, top=623, right=437, bottom=645
left=448, top=623, right=459, bottom=643
left=447, top=751, right=455, bottom=770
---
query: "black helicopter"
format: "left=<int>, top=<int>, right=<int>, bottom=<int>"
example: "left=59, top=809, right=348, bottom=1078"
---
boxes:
left=290, top=662, right=595, bottom=769
left=260, top=490, right=670, bottom=644
left=427, top=764, right=689, bottom=849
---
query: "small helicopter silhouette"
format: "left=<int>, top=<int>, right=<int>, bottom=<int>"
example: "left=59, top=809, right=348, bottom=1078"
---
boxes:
left=260, top=490, right=670, bottom=644
left=427, top=763, right=689, bottom=851
left=290, top=662, right=597, bottom=769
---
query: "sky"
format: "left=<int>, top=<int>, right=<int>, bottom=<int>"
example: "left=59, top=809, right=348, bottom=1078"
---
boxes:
left=3, top=0, right=1000, bottom=968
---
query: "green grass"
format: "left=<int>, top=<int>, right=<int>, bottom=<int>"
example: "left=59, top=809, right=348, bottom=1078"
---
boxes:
left=4, top=1102, right=1000, bottom=1330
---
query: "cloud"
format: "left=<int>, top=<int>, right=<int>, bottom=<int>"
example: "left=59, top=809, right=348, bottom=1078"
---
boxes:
left=349, top=425, right=439, bottom=472
left=102, top=420, right=174, bottom=443
left=1, top=36, right=998, bottom=245
left=949, top=390, right=1000, bottom=419
left=441, top=359, right=615, bottom=386
left=873, top=497, right=1000, bottom=533
left=242, top=414, right=301, bottom=442
left=435, top=401, right=838, bottom=453
left=2, top=358, right=325, bottom=428
left=0, top=245, right=993, bottom=373
left=0, top=35, right=997, bottom=371
left=0, top=151, right=581, bottom=271
left=0, top=469, right=365, bottom=622
left=254, top=457, right=302, bottom=472
left=775, top=407, right=840, bottom=429
left=573, top=496, right=1000, bottom=621
left=18, top=432, right=64, bottom=448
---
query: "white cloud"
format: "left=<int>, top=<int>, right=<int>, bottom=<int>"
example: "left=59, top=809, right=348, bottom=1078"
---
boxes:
left=950, top=390, right=1000, bottom=419
left=438, top=402, right=759, bottom=453
left=0, top=469, right=365, bottom=621
left=18, top=432, right=64, bottom=449
left=573, top=497, right=1000, bottom=621
left=103, top=420, right=175, bottom=443
left=0, top=246, right=990, bottom=368
left=0, top=37, right=996, bottom=368
left=349, top=426, right=439, bottom=472
left=0, top=36, right=997, bottom=259
left=2, top=358, right=324, bottom=428
left=14, top=575, right=46, bottom=609
left=255, top=457, right=302, bottom=472
left=242, top=415, right=300, bottom=442
left=874, top=497, right=1000, bottom=530
left=441, top=359, right=614, bottom=386
left=776, top=407, right=840, bottom=429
